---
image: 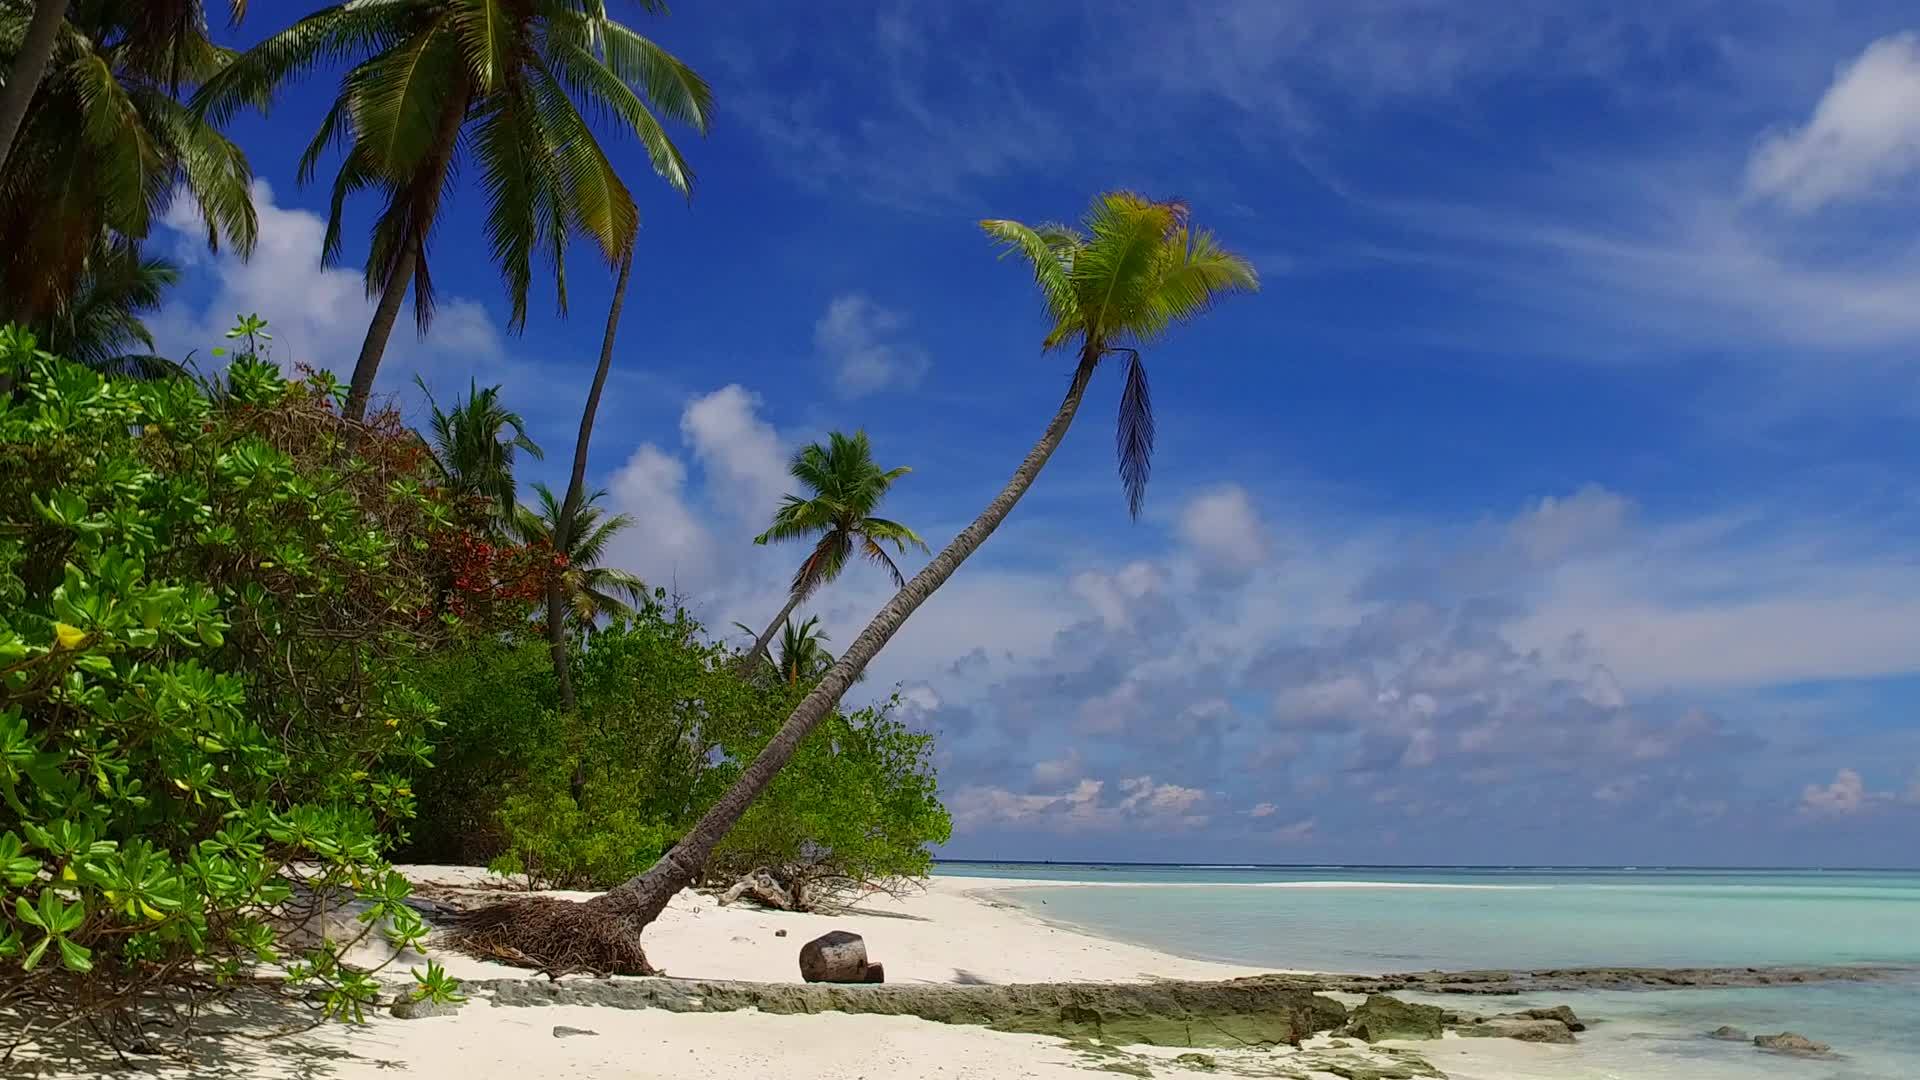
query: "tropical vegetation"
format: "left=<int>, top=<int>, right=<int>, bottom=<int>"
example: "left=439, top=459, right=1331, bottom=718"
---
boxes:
left=585, top=192, right=1256, bottom=968
left=743, top=430, right=927, bottom=671
left=192, top=0, right=713, bottom=421
left=0, top=0, right=1256, bottom=1046
left=0, top=0, right=256, bottom=330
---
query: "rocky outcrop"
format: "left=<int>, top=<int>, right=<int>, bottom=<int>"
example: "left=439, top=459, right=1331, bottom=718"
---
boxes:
left=1453, top=1015, right=1577, bottom=1044
left=1754, top=1032, right=1831, bottom=1054
left=1510, top=1005, right=1584, bottom=1031
left=480, top=975, right=1350, bottom=1048
left=1709, top=1025, right=1748, bottom=1040
left=1343, top=995, right=1446, bottom=1042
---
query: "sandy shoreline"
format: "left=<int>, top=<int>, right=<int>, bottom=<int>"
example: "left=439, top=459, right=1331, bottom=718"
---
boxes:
left=8, top=868, right=1582, bottom=1079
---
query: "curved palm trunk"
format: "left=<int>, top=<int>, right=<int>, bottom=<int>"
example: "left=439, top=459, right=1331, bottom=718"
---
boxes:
left=742, top=591, right=805, bottom=673
left=550, top=254, right=634, bottom=711
left=342, top=87, right=469, bottom=423
left=594, top=350, right=1101, bottom=930
left=343, top=243, right=417, bottom=423
left=0, top=0, right=66, bottom=173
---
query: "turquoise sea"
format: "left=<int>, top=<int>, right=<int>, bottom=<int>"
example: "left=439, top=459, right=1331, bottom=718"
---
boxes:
left=937, top=863, right=1920, bottom=1079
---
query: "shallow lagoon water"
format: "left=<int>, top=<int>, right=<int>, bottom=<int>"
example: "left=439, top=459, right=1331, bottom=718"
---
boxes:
left=940, top=864, right=1920, bottom=1078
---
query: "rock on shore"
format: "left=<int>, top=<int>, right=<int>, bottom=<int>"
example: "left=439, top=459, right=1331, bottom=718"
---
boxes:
left=484, top=976, right=1351, bottom=1049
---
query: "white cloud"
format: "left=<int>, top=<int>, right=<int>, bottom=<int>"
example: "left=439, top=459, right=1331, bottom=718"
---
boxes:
left=1178, top=485, right=1269, bottom=573
left=1031, top=750, right=1083, bottom=786
left=814, top=293, right=931, bottom=398
left=1749, top=33, right=1920, bottom=211
left=949, top=776, right=1210, bottom=832
left=1798, top=767, right=1878, bottom=817
left=1069, top=562, right=1164, bottom=629
left=606, top=444, right=717, bottom=593
left=1246, top=801, right=1278, bottom=818
left=1510, top=486, right=1632, bottom=564
left=152, top=180, right=514, bottom=406
left=679, top=385, right=790, bottom=524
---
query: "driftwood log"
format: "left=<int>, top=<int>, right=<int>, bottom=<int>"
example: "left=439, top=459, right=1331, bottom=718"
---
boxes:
left=719, top=868, right=796, bottom=912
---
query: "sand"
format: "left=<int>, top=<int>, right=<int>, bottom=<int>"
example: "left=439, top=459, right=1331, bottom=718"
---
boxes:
left=7, top=869, right=1569, bottom=1079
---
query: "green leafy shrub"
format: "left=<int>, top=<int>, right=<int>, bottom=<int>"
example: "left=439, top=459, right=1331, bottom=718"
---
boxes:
left=0, top=324, right=523, bottom=1040
left=712, top=698, right=952, bottom=908
left=406, top=638, right=562, bottom=866
left=440, top=596, right=952, bottom=903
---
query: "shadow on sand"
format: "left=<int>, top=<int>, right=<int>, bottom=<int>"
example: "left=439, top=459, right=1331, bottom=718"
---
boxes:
left=0, top=990, right=403, bottom=1079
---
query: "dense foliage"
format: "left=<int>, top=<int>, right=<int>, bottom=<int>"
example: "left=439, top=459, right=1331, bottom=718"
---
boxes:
left=416, top=597, right=951, bottom=904
left=0, top=324, right=515, bottom=1035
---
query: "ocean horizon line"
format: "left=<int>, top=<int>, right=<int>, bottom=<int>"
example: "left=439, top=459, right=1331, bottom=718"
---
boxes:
left=933, top=859, right=1920, bottom=873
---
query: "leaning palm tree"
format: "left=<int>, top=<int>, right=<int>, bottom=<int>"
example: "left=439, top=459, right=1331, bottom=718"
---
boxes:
left=0, top=1, right=256, bottom=326
left=514, top=483, right=647, bottom=633
left=511, top=193, right=1258, bottom=961
left=194, top=0, right=712, bottom=421
left=741, top=430, right=928, bottom=672
left=32, top=234, right=184, bottom=379
left=419, top=378, right=542, bottom=522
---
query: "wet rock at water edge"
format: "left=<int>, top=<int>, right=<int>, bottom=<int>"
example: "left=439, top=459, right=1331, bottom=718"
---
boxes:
left=1754, top=1032, right=1831, bottom=1054
left=1709, top=1025, right=1748, bottom=1041
left=1510, top=1005, right=1584, bottom=1032
left=1453, top=1016, right=1576, bottom=1044
left=1343, top=995, right=1446, bottom=1041
left=799, top=930, right=872, bottom=983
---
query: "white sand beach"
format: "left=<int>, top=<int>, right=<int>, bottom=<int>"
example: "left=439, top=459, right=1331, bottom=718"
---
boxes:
left=8, top=870, right=1578, bottom=1079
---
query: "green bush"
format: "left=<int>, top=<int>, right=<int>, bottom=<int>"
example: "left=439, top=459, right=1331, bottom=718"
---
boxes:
left=405, top=638, right=561, bottom=866
left=713, top=699, right=952, bottom=908
left=431, top=597, right=952, bottom=902
left=0, top=325, right=519, bottom=1037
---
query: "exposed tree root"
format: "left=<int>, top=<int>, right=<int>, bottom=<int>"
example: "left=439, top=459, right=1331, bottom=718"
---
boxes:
left=444, top=897, right=655, bottom=979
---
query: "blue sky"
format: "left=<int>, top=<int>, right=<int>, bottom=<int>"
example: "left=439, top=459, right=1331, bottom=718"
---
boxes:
left=158, top=1, right=1920, bottom=866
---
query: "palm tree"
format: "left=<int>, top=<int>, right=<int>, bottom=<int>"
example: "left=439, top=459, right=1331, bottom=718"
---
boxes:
left=0, top=1, right=256, bottom=325
left=194, top=0, right=712, bottom=422
left=550, top=251, right=632, bottom=710
left=32, top=234, right=184, bottom=379
left=741, top=431, right=928, bottom=673
left=0, top=0, right=66, bottom=173
left=586, top=193, right=1257, bottom=947
left=420, top=378, right=542, bottom=522
left=514, top=483, right=647, bottom=634
left=775, top=616, right=833, bottom=687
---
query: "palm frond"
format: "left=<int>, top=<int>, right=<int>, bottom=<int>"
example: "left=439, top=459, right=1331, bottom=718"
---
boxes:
left=858, top=516, right=930, bottom=554
left=980, top=217, right=1076, bottom=337
left=192, top=4, right=422, bottom=127
left=1115, top=351, right=1154, bottom=519
left=859, top=535, right=907, bottom=588
left=790, top=530, right=851, bottom=600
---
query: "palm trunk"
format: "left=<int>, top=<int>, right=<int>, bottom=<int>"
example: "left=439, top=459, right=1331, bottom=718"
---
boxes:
left=343, top=242, right=416, bottom=423
left=342, top=86, right=468, bottom=423
left=594, top=350, right=1102, bottom=928
left=0, top=0, right=65, bottom=173
left=550, top=254, right=634, bottom=711
left=743, top=591, right=805, bottom=673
